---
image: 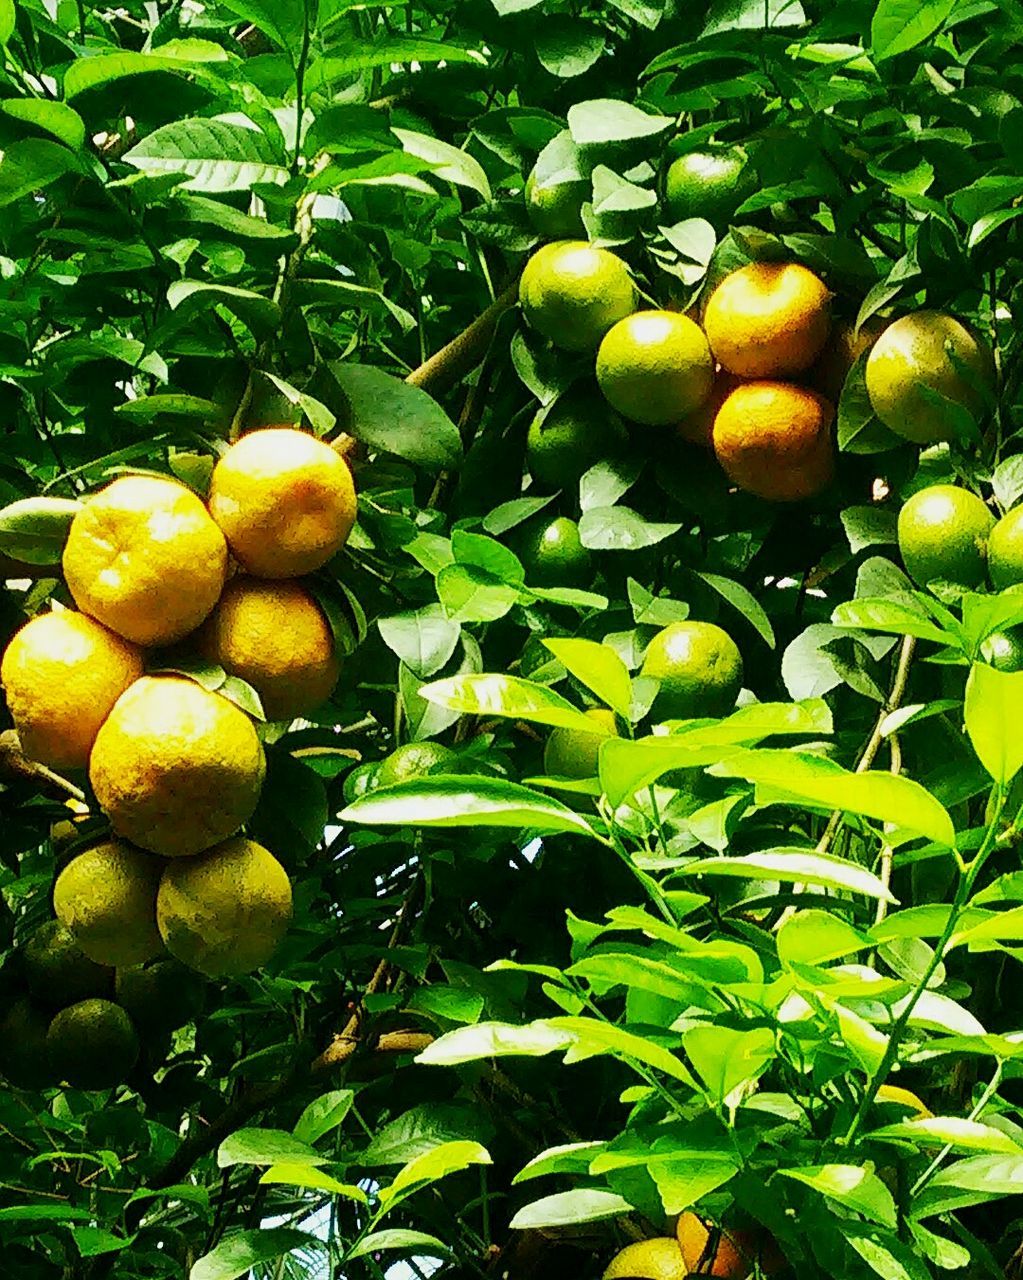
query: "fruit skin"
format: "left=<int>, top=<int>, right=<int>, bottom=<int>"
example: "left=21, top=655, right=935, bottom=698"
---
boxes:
left=23, top=920, right=113, bottom=1010
left=0, top=611, right=143, bottom=770
left=988, top=506, right=1023, bottom=590
left=519, top=241, right=637, bottom=353
left=896, top=485, right=993, bottom=588
left=63, top=476, right=228, bottom=646
left=198, top=578, right=339, bottom=722
left=679, top=373, right=740, bottom=448
left=89, top=676, right=266, bottom=858
left=712, top=381, right=834, bottom=502
left=703, top=261, right=831, bottom=378
left=53, top=841, right=164, bottom=967
left=664, top=147, right=751, bottom=226
left=676, top=1213, right=778, bottom=1279
left=596, top=311, right=714, bottom=426
left=115, top=958, right=204, bottom=1035
left=208, top=427, right=357, bottom=578
left=604, top=1238, right=687, bottom=1280
left=808, top=317, right=884, bottom=404
left=527, top=386, right=628, bottom=491
left=544, top=707, right=617, bottom=779
left=864, top=311, right=993, bottom=444
left=46, top=997, right=139, bottom=1090
left=524, top=170, right=586, bottom=240
left=0, top=997, right=56, bottom=1088
left=519, top=516, right=592, bottom=589
left=982, top=628, right=1023, bottom=671
left=157, top=837, right=293, bottom=978
left=641, top=621, right=743, bottom=721
left=376, top=741, right=455, bottom=787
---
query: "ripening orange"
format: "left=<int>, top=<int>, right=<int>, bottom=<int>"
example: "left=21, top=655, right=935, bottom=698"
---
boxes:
left=676, top=1213, right=782, bottom=1279
left=704, top=261, right=830, bottom=378
left=712, top=380, right=834, bottom=502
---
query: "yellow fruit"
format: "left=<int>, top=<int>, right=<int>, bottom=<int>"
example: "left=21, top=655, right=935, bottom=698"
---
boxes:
left=596, top=311, right=714, bottom=426
left=89, top=676, right=265, bottom=858
left=62, top=476, right=228, bottom=646
left=712, top=381, right=834, bottom=502
left=198, top=578, right=339, bottom=722
left=641, top=621, right=743, bottom=721
left=704, top=261, right=831, bottom=378
left=604, top=1238, right=687, bottom=1280
left=678, top=373, right=740, bottom=448
left=46, top=997, right=138, bottom=1091
left=989, top=506, right=1023, bottom=590
left=897, top=485, right=993, bottom=588
left=0, top=611, right=143, bottom=769
left=544, top=707, right=618, bottom=779
left=53, top=841, right=164, bottom=967
left=519, top=241, right=637, bottom=353
left=208, top=428, right=357, bottom=578
left=864, top=310, right=992, bottom=444
left=157, top=837, right=292, bottom=977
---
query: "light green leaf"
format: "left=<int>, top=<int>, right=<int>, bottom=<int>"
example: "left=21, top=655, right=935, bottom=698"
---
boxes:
left=347, top=1230, right=452, bottom=1261
left=871, top=0, right=955, bottom=59
left=1, top=101, right=86, bottom=150
left=293, top=1091, right=354, bottom=1145
left=680, top=848, right=897, bottom=902
left=548, top=1016, right=697, bottom=1085
left=543, top=639, right=632, bottom=719
left=259, top=1165, right=367, bottom=1200
left=697, top=572, right=776, bottom=649
left=341, top=776, right=595, bottom=836
left=422, top=673, right=608, bottom=735
left=65, top=41, right=231, bottom=98
left=513, top=1142, right=606, bottom=1184
left=116, top=394, right=219, bottom=424
left=509, top=1190, right=633, bottom=1229
left=380, top=1140, right=491, bottom=1206
left=711, top=749, right=955, bottom=846
left=777, top=909, right=872, bottom=966
left=191, top=1230, right=322, bottom=1280
left=329, top=363, right=462, bottom=470
left=167, top=281, right=281, bottom=339
left=174, top=194, right=295, bottom=241
left=379, top=607, right=461, bottom=680
left=832, top=598, right=950, bottom=645
left=964, top=662, right=1023, bottom=784
left=567, top=98, right=671, bottom=146
left=0, top=139, right=77, bottom=207
left=867, top=1117, right=1021, bottom=1155
left=417, top=1020, right=575, bottom=1065
left=0, top=0, right=12, bottom=45
left=217, top=1129, right=326, bottom=1169
left=683, top=1026, right=775, bottom=1104
left=579, top=505, right=681, bottom=551
left=0, top=497, right=81, bottom=565
left=393, top=128, right=491, bottom=200
left=124, top=118, right=289, bottom=192
left=777, top=1165, right=896, bottom=1227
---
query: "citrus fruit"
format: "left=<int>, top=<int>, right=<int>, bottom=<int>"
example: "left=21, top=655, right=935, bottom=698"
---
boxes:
left=896, top=485, right=993, bottom=588
left=343, top=760, right=381, bottom=803
left=519, top=241, right=637, bottom=353
left=519, top=516, right=592, bottom=589
left=157, top=837, right=293, bottom=977
left=376, top=741, right=455, bottom=787
left=115, top=958, right=205, bottom=1034
left=677, top=1214, right=774, bottom=1279
left=62, top=475, right=228, bottom=646
left=596, top=311, right=714, bottom=426
left=544, top=707, right=617, bottom=779
left=46, top=997, right=139, bottom=1090
left=604, top=1238, right=687, bottom=1280
left=703, top=261, right=831, bottom=378
left=53, top=841, right=164, bottom=967
left=89, top=676, right=266, bottom=858
left=864, top=311, right=993, bottom=444
left=981, top=628, right=1023, bottom=671
left=23, top=920, right=112, bottom=1010
left=208, top=427, right=357, bottom=578
left=988, top=506, right=1023, bottom=589
left=526, top=386, right=628, bottom=491
left=678, top=373, right=739, bottom=448
left=808, top=316, right=884, bottom=404
left=712, top=381, right=834, bottom=502
left=0, top=610, right=143, bottom=770
left=664, top=147, right=751, bottom=226
left=524, top=170, right=586, bottom=240
left=0, top=997, right=55, bottom=1088
left=198, top=578, right=339, bottom=722
left=641, top=621, right=743, bottom=721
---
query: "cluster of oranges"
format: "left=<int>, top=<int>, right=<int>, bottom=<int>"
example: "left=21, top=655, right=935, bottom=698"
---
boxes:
left=1, top=427, right=356, bottom=985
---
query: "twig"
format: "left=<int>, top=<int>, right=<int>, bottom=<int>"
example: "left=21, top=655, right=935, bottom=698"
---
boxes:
left=0, top=730, right=86, bottom=802
left=404, top=280, right=520, bottom=395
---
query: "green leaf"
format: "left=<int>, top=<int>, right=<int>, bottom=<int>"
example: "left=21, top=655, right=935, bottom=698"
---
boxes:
left=258, top=1165, right=367, bottom=1200
left=417, top=1020, right=574, bottom=1065
left=832, top=598, right=950, bottom=645
left=167, top=282, right=281, bottom=339
left=422, top=673, right=608, bottom=735
left=679, top=848, right=897, bottom=902
left=1, top=101, right=86, bottom=150
left=116, top=395, right=219, bottom=424
left=217, top=0, right=305, bottom=53
left=393, top=128, right=491, bottom=200
left=217, top=1128, right=326, bottom=1169
left=579, top=458, right=643, bottom=512
left=712, top=749, right=956, bottom=846
left=0, top=0, right=12, bottom=45
left=341, top=776, right=595, bottom=836
left=543, top=639, right=632, bottom=719
left=65, top=41, right=231, bottom=98
left=702, top=0, right=806, bottom=35
left=124, top=119, right=289, bottom=193
left=777, top=909, right=871, bottom=966
left=329, top=363, right=462, bottom=470
left=696, top=572, right=775, bottom=649
left=436, top=565, right=519, bottom=623
left=683, top=1026, right=775, bottom=1105
left=867, top=1117, right=1022, bottom=1155
left=347, top=1230, right=453, bottom=1261
left=380, top=1140, right=492, bottom=1206
left=509, top=1189, right=633, bottom=1229
left=292, top=1091, right=354, bottom=1145
left=72, top=1228, right=133, bottom=1258
left=579, top=506, right=681, bottom=551
left=514, top=1142, right=606, bottom=1183
left=311, top=37, right=485, bottom=80
left=964, top=662, right=1023, bottom=784
left=379, top=607, right=461, bottom=680
left=777, top=1165, right=897, bottom=1228
left=0, top=1205, right=91, bottom=1223
left=871, top=0, right=956, bottom=60
left=0, top=497, right=81, bottom=565
left=535, top=18, right=604, bottom=77
left=0, top=140, right=76, bottom=208
left=191, top=1230, right=321, bottom=1280
left=567, top=99, right=671, bottom=147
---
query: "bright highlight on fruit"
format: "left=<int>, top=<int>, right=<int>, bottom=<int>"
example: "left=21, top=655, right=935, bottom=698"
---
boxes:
left=596, top=310, right=714, bottom=426
left=704, top=261, right=831, bottom=378
left=519, top=241, right=637, bottom=353
left=897, top=485, right=993, bottom=588
left=641, top=621, right=743, bottom=721
left=604, top=1237, right=687, bottom=1280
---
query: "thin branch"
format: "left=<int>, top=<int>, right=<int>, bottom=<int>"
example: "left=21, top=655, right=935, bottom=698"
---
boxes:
left=0, top=730, right=86, bottom=802
left=404, top=280, right=520, bottom=395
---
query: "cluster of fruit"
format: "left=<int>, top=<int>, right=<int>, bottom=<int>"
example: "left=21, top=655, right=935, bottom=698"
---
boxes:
left=603, top=1211, right=780, bottom=1280
left=0, top=920, right=203, bottom=1092
left=1, top=428, right=357, bottom=1065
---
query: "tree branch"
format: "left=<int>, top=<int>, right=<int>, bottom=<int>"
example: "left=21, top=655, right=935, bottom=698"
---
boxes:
left=405, top=280, right=520, bottom=395
left=0, top=730, right=86, bottom=802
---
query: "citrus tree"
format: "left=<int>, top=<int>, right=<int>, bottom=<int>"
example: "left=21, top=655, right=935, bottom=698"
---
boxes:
left=5, top=1, right=1023, bottom=1279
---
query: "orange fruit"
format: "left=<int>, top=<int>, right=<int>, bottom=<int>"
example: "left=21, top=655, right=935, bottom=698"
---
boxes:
left=808, top=317, right=885, bottom=403
left=704, top=261, right=831, bottom=378
left=679, top=372, right=740, bottom=448
left=712, top=381, right=834, bottom=502
left=677, top=1213, right=781, bottom=1279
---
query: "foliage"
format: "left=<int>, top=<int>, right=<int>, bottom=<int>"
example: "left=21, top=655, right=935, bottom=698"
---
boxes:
left=4, top=1, right=1023, bottom=1279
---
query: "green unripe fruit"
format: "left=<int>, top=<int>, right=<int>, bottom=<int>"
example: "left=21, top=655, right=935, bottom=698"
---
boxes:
left=641, top=621, right=743, bottom=721
left=988, top=506, right=1023, bottom=590
left=114, top=959, right=205, bottom=1035
left=46, top=998, right=139, bottom=1091
left=519, top=241, right=637, bottom=353
left=896, top=485, right=993, bottom=588
left=524, top=171, right=587, bottom=240
left=544, top=708, right=618, bottom=779
left=664, top=148, right=751, bottom=227
left=53, top=841, right=164, bottom=968
left=0, top=998, right=56, bottom=1088
left=23, top=920, right=113, bottom=1010
left=519, top=517, right=592, bottom=589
